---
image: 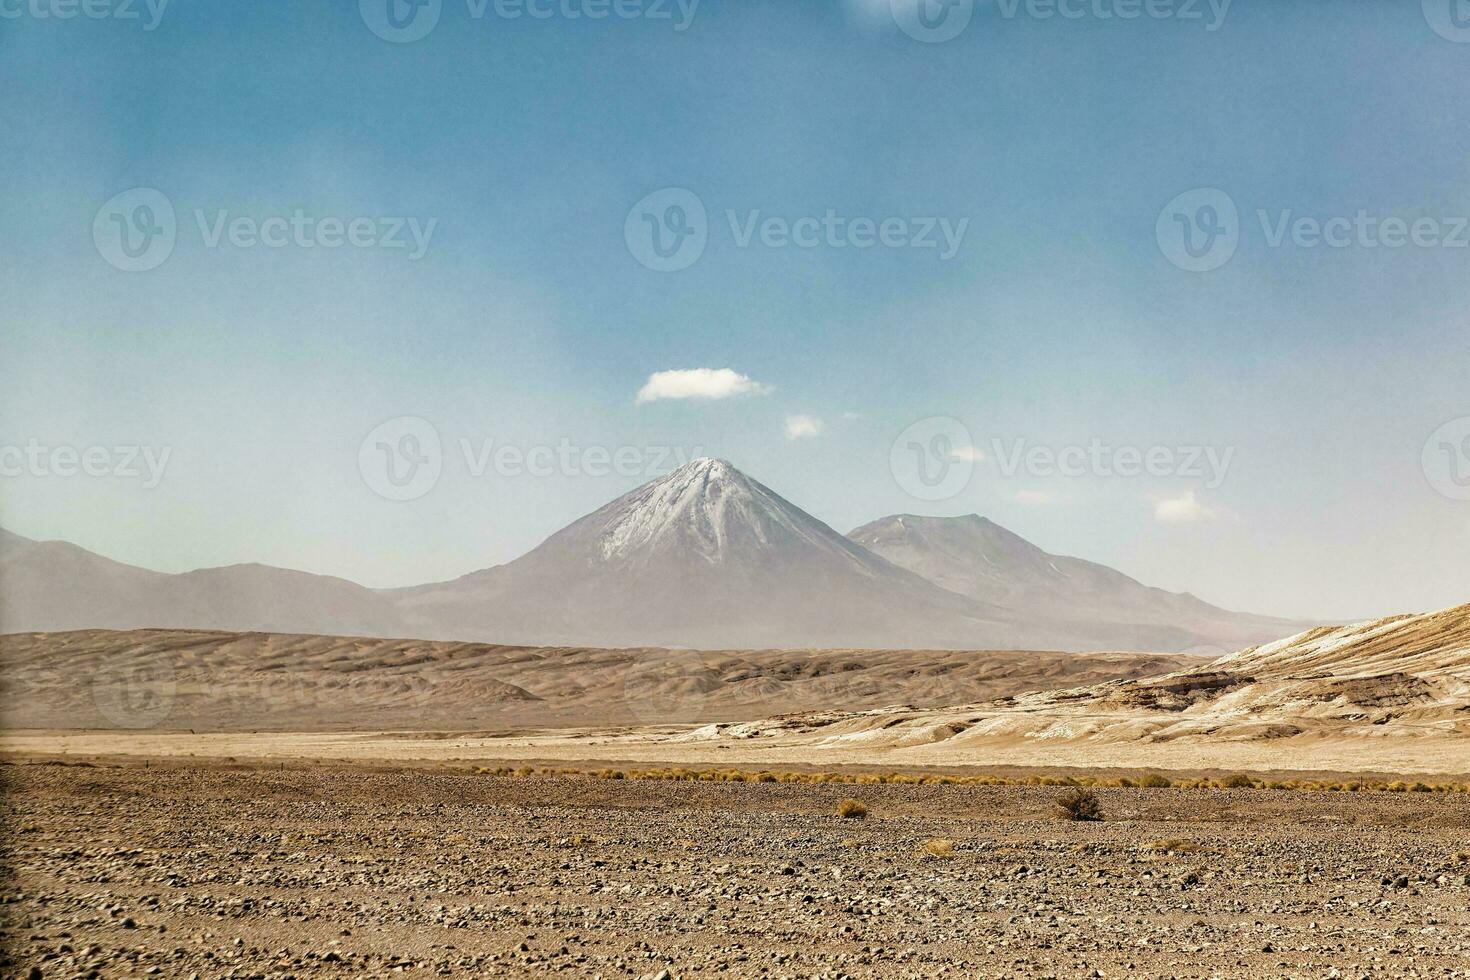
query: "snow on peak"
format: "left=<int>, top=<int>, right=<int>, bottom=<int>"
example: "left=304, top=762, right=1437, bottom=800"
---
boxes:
left=591, top=458, right=855, bottom=566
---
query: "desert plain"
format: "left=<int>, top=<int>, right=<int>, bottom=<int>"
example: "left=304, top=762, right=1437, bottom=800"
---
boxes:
left=3, top=603, right=1470, bottom=978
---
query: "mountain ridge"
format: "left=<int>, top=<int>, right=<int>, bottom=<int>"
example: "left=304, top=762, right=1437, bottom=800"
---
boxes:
left=850, top=512, right=1307, bottom=652
left=2, top=458, right=1314, bottom=651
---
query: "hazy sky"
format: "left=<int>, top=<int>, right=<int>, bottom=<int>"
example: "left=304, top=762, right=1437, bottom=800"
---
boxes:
left=3, top=0, right=1468, bottom=621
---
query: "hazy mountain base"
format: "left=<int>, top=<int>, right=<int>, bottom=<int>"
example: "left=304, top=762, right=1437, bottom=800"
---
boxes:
left=0, top=460, right=1313, bottom=652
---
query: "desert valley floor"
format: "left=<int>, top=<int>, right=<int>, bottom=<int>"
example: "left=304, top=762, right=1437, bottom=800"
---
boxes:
left=3, top=761, right=1470, bottom=979
left=2, top=603, right=1469, bottom=977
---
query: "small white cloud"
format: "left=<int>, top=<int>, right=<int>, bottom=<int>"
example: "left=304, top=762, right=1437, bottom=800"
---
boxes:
left=784, top=414, right=825, bottom=440
left=1154, top=489, right=1216, bottom=524
left=635, top=368, right=772, bottom=405
left=949, top=445, right=986, bottom=462
left=841, top=411, right=865, bottom=421
left=1016, top=490, right=1054, bottom=505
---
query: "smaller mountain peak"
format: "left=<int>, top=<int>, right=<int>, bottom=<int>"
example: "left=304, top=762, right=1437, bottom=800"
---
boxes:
left=879, top=513, right=994, bottom=527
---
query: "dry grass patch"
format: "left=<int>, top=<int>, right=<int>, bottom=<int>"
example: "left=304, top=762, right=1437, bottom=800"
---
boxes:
left=836, top=798, right=869, bottom=820
left=468, top=765, right=1470, bottom=795
left=921, top=838, right=956, bottom=859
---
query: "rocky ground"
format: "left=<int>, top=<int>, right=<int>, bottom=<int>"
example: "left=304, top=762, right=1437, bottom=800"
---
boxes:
left=3, top=759, right=1470, bottom=979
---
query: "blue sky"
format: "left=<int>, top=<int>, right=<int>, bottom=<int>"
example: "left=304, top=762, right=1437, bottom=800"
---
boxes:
left=3, top=0, right=1468, bottom=620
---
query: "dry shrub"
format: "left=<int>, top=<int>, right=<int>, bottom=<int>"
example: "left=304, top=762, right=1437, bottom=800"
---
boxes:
left=1054, top=788, right=1103, bottom=822
left=836, top=798, right=869, bottom=820
left=1138, top=773, right=1171, bottom=788
left=921, top=838, right=956, bottom=859
left=1219, top=773, right=1254, bottom=789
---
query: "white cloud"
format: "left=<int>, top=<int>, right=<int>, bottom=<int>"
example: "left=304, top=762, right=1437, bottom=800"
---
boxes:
left=635, top=368, right=772, bottom=405
left=784, top=414, right=825, bottom=440
left=949, top=445, right=986, bottom=462
left=1154, top=489, right=1216, bottom=524
left=1016, top=490, right=1054, bottom=505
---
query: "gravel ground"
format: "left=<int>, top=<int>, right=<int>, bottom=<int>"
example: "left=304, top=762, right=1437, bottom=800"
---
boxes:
left=3, top=759, right=1470, bottom=979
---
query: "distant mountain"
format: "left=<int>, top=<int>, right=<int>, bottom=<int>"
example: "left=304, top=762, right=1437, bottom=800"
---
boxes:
left=849, top=514, right=1310, bottom=653
left=1, top=462, right=1315, bottom=652
left=0, top=529, right=406, bottom=637
left=390, top=458, right=1034, bottom=649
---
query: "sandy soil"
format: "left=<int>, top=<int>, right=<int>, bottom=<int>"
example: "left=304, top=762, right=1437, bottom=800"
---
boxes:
left=0, top=629, right=1198, bottom=730
left=6, top=722, right=1470, bottom=779
left=3, top=759, right=1469, bottom=979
